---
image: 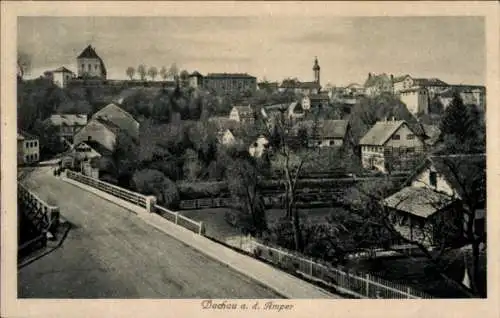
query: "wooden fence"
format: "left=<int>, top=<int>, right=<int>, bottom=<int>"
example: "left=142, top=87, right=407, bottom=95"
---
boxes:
left=179, top=198, right=238, bottom=210
left=154, top=205, right=205, bottom=235
left=227, top=235, right=434, bottom=299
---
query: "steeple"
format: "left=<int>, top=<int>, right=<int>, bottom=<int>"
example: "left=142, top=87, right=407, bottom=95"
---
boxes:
left=313, top=56, right=320, bottom=85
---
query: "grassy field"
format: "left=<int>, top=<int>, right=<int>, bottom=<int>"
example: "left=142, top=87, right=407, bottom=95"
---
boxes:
left=179, top=207, right=345, bottom=242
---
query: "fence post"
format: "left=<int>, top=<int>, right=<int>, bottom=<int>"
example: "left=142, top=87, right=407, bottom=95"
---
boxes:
left=407, top=286, right=412, bottom=299
left=175, top=212, right=178, bottom=224
left=310, top=258, right=313, bottom=276
left=198, top=222, right=203, bottom=235
left=366, top=273, right=370, bottom=297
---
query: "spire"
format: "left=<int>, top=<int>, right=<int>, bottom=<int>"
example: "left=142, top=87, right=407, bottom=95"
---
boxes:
left=313, top=56, right=320, bottom=71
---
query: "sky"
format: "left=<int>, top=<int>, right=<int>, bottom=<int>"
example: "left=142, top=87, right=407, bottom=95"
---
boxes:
left=18, top=16, right=485, bottom=86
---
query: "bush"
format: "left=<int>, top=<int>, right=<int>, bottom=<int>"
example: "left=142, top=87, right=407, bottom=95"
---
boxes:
left=176, top=181, right=228, bottom=200
left=132, top=169, right=179, bottom=208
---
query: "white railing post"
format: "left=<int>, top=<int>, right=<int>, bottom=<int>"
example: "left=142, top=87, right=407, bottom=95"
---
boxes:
left=198, top=222, right=203, bottom=235
left=407, top=286, right=412, bottom=299
left=310, top=258, right=313, bottom=276
left=366, top=273, right=370, bottom=297
left=175, top=212, right=178, bottom=224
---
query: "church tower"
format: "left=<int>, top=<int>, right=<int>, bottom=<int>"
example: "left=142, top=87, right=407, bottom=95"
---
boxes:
left=313, top=57, right=320, bottom=85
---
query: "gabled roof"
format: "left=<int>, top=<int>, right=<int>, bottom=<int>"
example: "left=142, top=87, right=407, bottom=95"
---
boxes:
left=405, top=154, right=486, bottom=204
left=298, top=81, right=321, bottom=89
left=92, top=103, right=139, bottom=139
left=47, top=114, right=88, bottom=126
left=77, top=45, right=101, bottom=59
left=74, top=119, right=117, bottom=153
left=399, top=87, right=427, bottom=93
left=71, top=142, right=102, bottom=160
left=359, top=120, right=407, bottom=146
left=52, top=66, right=74, bottom=74
left=384, top=186, right=455, bottom=218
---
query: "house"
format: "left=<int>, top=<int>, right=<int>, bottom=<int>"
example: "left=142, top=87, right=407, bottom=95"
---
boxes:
left=364, top=73, right=394, bottom=96
left=399, top=87, right=430, bottom=115
left=77, top=45, right=107, bottom=79
left=216, top=129, right=237, bottom=146
left=393, top=75, right=449, bottom=97
left=188, top=71, right=204, bottom=89
left=293, top=119, right=349, bottom=147
left=438, top=86, right=486, bottom=110
left=248, top=135, right=269, bottom=158
left=262, top=101, right=305, bottom=121
left=17, top=131, right=40, bottom=166
left=345, top=83, right=365, bottom=96
left=229, top=105, right=255, bottom=123
left=73, top=119, right=118, bottom=153
left=359, top=119, right=425, bottom=173
left=61, top=141, right=102, bottom=178
left=202, top=73, right=257, bottom=94
left=45, top=114, right=88, bottom=144
left=44, top=66, right=75, bottom=88
left=384, top=154, right=486, bottom=246
left=91, top=103, right=140, bottom=140
left=302, top=93, right=330, bottom=109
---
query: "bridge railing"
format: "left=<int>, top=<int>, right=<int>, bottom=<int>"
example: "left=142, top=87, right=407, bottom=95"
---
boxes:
left=154, top=205, right=205, bottom=235
left=66, top=170, right=151, bottom=210
left=18, top=183, right=60, bottom=251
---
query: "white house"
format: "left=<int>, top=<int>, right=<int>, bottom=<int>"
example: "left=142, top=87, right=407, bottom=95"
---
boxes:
left=17, top=131, right=40, bottom=166
left=293, top=119, right=349, bottom=147
left=45, top=114, right=88, bottom=144
left=249, top=135, right=269, bottom=158
left=229, top=105, right=255, bottom=123
left=399, top=87, right=430, bottom=115
left=216, top=129, right=237, bottom=146
left=359, top=119, right=425, bottom=173
left=45, top=66, right=75, bottom=88
left=384, top=154, right=486, bottom=246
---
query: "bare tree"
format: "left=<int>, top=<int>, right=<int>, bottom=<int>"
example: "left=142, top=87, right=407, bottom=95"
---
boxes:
left=168, top=63, right=179, bottom=81
left=126, top=66, right=135, bottom=80
left=17, top=51, right=32, bottom=79
left=159, top=66, right=168, bottom=81
left=148, top=66, right=158, bottom=81
left=137, top=64, right=147, bottom=81
left=266, top=110, right=320, bottom=252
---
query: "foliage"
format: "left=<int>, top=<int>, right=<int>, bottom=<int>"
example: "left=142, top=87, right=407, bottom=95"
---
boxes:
left=147, top=66, right=158, bottom=81
left=131, top=169, right=179, bottom=207
left=137, top=64, right=147, bottom=81
left=438, top=93, right=485, bottom=154
left=176, top=181, right=228, bottom=200
left=126, top=66, right=135, bottom=80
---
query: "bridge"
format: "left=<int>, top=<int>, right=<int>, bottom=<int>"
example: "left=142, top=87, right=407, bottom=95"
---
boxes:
left=18, top=165, right=337, bottom=299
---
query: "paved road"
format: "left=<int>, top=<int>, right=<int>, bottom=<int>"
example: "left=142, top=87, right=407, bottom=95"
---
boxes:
left=18, top=167, right=282, bottom=298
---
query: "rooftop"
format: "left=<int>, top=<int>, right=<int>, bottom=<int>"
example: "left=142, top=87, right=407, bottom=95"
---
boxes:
left=384, top=186, right=455, bottom=218
left=47, top=114, right=88, bottom=127
left=205, top=73, right=256, bottom=79
left=359, top=120, right=407, bottom=146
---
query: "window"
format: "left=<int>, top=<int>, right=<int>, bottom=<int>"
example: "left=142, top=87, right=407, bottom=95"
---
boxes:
left=34, top=153, right=38, bottom=161
left=429, top=171, right=437, bottom=187
left=34, top=141, right=37, bottom=147
left=88, top=64, right=91, bottom=71
left=95, top=65, right=98, bottom=70
left=392, top=134, right=400, bottom=140
left=81, top=64, right=85, bottom=70
left=407, top=134, right=415, bottom=140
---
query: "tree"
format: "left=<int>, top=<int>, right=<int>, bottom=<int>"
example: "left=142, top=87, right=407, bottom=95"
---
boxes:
left=137, top=64, right=147, bottom=81
left=112, top=131, right=138, bottom=188
left=341, top=154, right=486, bottom=297
left=266, top=110, right=320, bottom=252
left=148, top=66, right=158, bottom=81
left=168, top=63, right=179, bottom=81
left=159, top=66, right=168, bottom=81
left=132, top=169, right=179, bottom=207
left=226, top=157, right=267, bottom=237
left=126, top=66, right=135, bottom=80
left=439, top=93, right=484, bottom=154
left=17, top=50, right=32, bottom=79
left=180, top=70, right=190, bottom=87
